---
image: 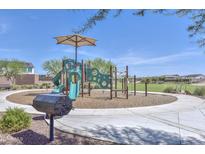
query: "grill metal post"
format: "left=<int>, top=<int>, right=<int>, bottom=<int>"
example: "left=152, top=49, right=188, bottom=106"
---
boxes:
left=50, top=114, right=54, bottom=142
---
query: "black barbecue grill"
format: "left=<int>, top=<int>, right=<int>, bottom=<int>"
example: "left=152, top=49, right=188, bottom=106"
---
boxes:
left=32, top=93, right=73, bottom=141
left=33, top=93, right=73, bottom=116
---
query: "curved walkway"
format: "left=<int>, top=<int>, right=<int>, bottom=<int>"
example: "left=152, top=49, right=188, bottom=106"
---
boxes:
left=0, top=89, right=43, bottom=114
left=1, top=90, right=205, bottom=144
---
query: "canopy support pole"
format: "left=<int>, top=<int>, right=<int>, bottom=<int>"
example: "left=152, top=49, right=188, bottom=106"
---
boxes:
left=75, top=35, right=78, bottom=64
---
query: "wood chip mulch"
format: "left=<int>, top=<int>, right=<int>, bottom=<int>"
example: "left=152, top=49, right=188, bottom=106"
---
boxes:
left=7, top=90, right=177, bottom=109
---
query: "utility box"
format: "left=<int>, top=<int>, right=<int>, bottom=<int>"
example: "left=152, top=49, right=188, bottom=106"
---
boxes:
left=33, top=93, right=73, bottom=116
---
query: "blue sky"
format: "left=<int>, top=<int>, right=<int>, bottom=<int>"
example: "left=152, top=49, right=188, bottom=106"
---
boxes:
left=0, top=9, right=205, bottom=77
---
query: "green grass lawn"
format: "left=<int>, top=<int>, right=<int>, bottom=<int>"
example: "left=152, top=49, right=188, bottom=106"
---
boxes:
left=117, top=82, right=203, bottom=93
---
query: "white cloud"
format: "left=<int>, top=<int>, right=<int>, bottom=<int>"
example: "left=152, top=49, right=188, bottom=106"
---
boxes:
left=112, top=51, right=203, bottom=66
left=0, top=23, right=8, bottom=34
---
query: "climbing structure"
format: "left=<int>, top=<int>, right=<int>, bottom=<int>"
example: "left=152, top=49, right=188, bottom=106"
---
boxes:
left=109, top=65, right=129, bottom=99
left=52, top=58, right=111, bottom=100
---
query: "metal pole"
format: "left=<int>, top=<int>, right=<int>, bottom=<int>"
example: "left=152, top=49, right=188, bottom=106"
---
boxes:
left=122, top=78, right=124, bottom=93
left=85, top=64, right=87, bottom=82
left=115, top=66, right=117, bottom=98
left=110, top=66, right=113, bottom=99
left=125, top=67, right=128, bottom=99
left=75, top=35, right=78, bottom=64
left=62, top=60, right=64, bottom=85
left=81, top=60, right=84, bottom=97
left=65, top=70, right=68, bottom=95
left=49, top=114, right=54, bottom=142
left=145, top=82, right=148, bottom=96
left=88, top=61, right=91, bottom=96
left=134, top=75, right=136, bottom=96
left=88, top=82, right=91, bottom=96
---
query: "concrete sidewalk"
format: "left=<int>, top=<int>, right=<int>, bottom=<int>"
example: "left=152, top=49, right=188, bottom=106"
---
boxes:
left=1, top=90, right=205, bottom=144
left=53, top=92, right=205, bottom=144
left=0, top=89, right=43, bottom=114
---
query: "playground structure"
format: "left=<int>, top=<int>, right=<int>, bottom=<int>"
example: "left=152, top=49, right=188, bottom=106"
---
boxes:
left=110, top=65, right=129, bottom=99
left=51, top=58, right=111, bottom=100
left=51, top=59, right=139, bottom=100
left=33, top=34, right=144, bottom=142
left=52, top=34, right=141, bottom=100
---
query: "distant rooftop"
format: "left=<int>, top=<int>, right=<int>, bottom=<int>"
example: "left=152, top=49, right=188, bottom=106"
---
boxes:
left=183, top=74, right=205, bottom=77
left=162, top=74, right=180, bottom=77
left=24, top=62, right=34, bottom=68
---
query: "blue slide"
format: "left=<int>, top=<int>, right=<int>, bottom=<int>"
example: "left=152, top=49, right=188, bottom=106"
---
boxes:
left=68, top=67, right=81, bottom=100
left=69, top=80, right=80, bottom=100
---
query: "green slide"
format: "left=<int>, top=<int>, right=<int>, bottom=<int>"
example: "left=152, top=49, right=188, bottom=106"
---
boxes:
left=52, top=84, right=65, bottom=93
left=52, top=70, right=65, bottom=93
left=52, top=71, right=62, bottom=86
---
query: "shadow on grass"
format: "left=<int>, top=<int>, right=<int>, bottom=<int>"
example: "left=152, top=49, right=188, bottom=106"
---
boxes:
left=82, top=125, right=205, bottom=145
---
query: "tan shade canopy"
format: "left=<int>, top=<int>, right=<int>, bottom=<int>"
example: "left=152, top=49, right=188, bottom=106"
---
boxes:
left=54, top=34, right=96, bottom=47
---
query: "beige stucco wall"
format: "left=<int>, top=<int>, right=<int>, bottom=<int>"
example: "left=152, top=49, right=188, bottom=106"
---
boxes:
left=0, top=76, right=11, bottom=85
left=15, top=74, right=39, bottom=85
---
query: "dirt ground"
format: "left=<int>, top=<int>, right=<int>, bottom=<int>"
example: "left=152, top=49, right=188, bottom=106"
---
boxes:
left=0, top=114, right=114, bottom=145
left=6, top=90, right=177, bottom=109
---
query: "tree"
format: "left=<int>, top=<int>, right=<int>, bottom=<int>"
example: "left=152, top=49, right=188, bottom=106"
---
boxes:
left=74, top=9, right=205, bottom=47
left=0, top=59, right=26, bottom=84
left=42, top=56, right=68, bottom=77
left=42, top=59, right=62, bottom=77
left=141, top=77, right=151, bottom=83
left=85, top=58, right=115, bottom=74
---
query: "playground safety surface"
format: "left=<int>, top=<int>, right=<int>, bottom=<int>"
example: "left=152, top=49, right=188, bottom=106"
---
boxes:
left=6, top=90, right=177, bottom=109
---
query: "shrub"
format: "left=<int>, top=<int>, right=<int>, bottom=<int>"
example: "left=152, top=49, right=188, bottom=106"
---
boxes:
left=39, top=85, right=44, bottom=89
left=185, top=89, right=192, bottom=95
left=163, top=87, right=176, bottom=93
left=11, top=85, right=20, bottom=90
left=25, top=85, right=33, bottom=89
left=0, top=108, right=31, bottom=133
left=38, top=83, right=51, bottom=89
left=44, top=83, right=51, bottom=88
left=193, top=87, right=205, bottom=96
left=11, top=86, right=17, bottom=90
left=33, top=83, right=40, bottom=89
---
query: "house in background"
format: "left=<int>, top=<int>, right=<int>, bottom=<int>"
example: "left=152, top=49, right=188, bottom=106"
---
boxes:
left=0, top=62, right=39, bottom=86
left=15, top=62, right=39, bottom=85
left=23, top=62, right=35, bottom=74
left=0, top=61, right=53, bottom=87
left=163, top=74, right=180, bottom=82
left=182, top=74, right=205, bottom=83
